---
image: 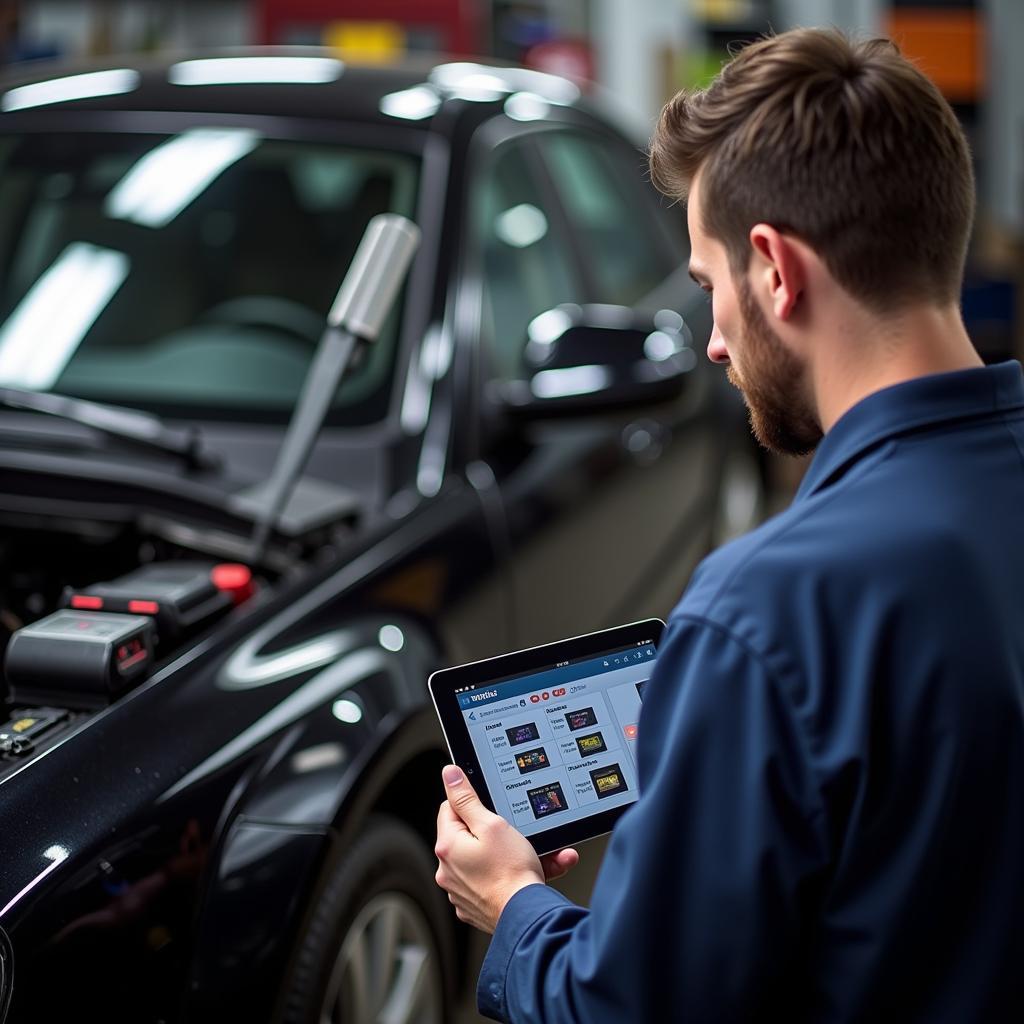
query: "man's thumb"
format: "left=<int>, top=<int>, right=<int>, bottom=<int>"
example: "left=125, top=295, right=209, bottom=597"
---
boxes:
left=442, top=765, right=487, bottom=829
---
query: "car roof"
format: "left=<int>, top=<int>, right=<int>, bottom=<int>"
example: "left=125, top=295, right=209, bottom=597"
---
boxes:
left=0, top=47, right=609, bottom=137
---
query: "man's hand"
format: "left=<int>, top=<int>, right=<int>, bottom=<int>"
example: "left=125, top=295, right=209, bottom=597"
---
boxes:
left=434, top=764, right=579, bottom=933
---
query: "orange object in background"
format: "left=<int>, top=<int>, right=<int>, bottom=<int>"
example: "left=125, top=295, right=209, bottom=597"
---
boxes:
left=886, top=8, right=985, bottom=103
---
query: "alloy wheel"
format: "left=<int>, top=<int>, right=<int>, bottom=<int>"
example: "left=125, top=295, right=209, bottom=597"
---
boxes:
left=320, top=891, right=444, bottom=1024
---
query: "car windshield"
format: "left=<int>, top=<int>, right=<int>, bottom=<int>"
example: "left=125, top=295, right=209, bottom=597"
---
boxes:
left=0, top=129, right=420, bottom=424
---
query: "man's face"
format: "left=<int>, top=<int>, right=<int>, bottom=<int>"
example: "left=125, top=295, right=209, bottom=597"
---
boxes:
left=686, top=174, right=821, bottom=456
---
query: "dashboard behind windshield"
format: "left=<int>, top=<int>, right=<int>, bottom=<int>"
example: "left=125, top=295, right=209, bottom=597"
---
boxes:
left=0, top=128, right=420, bottom=424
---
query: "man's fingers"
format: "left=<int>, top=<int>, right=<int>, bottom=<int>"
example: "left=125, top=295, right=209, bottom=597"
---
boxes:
left=437, top=798, right=470, bottom=835
left=441, top=764, right=491, bottom=833
left=435, top=799, right=470, bottom=864
left=541, top=847, right=580, bottom=881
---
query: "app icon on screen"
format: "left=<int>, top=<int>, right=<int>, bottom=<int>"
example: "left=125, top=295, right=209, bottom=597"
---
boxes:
left=528, top=781, right=568, bottom=818
left=565, top=707, right=598, bottom=731
left=506, top=722, right=540, bottom=746
left=515, top=747, right=550, bottom=774
left=575, top=731, right=607, bottom=757
left=590, top=763, right=628, bottom=799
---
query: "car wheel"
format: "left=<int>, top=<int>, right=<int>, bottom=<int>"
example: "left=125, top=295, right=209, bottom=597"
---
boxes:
left=281, top=816, right=454, bottom=1024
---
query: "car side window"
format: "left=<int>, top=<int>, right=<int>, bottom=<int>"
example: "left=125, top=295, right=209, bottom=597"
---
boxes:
left=473, top=140, right=583, bottom=380
left=538, top=132, right=670, bottom=307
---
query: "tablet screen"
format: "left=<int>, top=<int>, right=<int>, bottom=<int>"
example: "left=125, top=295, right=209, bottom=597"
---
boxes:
left=452, top=637, right=657, bottom=838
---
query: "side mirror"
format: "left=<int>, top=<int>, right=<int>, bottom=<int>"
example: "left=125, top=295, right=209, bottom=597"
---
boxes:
left=497, top=304, right=697, bottom=417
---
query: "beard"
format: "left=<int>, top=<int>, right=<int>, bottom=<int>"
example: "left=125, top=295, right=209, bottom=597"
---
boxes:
left=726, top=279, right=822, bottom=457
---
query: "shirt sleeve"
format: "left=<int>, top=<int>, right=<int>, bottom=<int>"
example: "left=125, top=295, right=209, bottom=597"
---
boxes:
left=477, top=615, right=831, bottom=1023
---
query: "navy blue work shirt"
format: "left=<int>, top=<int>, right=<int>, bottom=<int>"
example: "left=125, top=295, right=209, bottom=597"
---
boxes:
left=479, top=361, right=1024, bottom=1022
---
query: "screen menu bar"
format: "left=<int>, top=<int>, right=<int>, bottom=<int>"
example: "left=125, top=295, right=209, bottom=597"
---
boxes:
left=457, top=644, right=656, bottom=710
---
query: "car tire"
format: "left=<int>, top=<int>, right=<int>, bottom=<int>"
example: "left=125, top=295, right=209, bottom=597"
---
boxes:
left=280, top=815, right=454, bottom=1024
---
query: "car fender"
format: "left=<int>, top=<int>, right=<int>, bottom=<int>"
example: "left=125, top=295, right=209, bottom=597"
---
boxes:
left=183, top=612, right=450, bottom=1020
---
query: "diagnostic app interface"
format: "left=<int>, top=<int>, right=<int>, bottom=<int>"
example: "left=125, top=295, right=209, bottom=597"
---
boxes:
left=456, top=639, right=656, bottom=837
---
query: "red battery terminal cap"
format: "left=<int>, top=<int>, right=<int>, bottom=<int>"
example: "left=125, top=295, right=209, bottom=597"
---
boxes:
left=210, top=563, right=255, bottom=605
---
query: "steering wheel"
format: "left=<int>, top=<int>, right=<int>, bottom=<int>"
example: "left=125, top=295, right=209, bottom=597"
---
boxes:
left=199, top=296, right=326, bottom=344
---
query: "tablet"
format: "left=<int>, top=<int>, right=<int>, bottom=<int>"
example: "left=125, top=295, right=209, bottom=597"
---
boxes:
left=428, top=619, right=663, bottom=855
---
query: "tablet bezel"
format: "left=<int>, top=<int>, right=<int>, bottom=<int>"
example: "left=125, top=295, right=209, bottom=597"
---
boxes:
left=428, top=618, right=663, bottom=856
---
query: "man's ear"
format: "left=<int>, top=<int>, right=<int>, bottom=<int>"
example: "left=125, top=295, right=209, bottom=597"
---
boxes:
left=749, top=224, right=805, bottom=322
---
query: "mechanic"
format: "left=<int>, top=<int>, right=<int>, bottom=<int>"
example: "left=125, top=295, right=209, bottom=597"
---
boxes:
left=434, top=27, right=1024, bottom=1022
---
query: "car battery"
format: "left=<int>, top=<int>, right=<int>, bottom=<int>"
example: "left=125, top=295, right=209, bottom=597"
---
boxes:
left=62, top=562, right=234, bottom=644
left=5, top=610, right=155, bottom=708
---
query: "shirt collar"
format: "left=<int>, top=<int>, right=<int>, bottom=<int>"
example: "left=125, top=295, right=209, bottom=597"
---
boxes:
left=795, top=360, right=1024, bottom=502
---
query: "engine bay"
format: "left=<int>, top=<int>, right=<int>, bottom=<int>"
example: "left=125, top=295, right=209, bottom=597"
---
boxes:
left=0, top=519, right=261, bottom=773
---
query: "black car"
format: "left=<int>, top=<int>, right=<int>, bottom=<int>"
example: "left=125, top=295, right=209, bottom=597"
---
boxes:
left=0, top=50, right=761, bottom=1023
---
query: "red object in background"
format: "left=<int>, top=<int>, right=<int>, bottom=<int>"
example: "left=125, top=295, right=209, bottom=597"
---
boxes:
left=210, top=563, right=256, bottom=605
left=257, top=0, right=484, bottom=57
left=523, top=38, right=594, bottom=88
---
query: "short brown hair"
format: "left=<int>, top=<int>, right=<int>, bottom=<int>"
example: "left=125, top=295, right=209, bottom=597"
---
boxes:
left=649, top=28, right=975, bottom=310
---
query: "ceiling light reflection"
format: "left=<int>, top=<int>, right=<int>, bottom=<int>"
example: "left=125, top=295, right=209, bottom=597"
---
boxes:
left=1, top=844, right=70, bottom=917
left=400, top=349, right=431, bottom=435
left=505, top=92, right=551, bottom=121
left=654, top=308, right=685, bottom=333
left=292, top=742, right=346, bottom=771
left=430, top=63, right=508, bottom=101
left=643, top=330, right=679, bottom=361
left=380, top=84, right=441, bottom=120
left=169, top=57, right=343, bottom=86
left=106, top=128, right=259, bottom=228
left=420, top=323, right=453, bottom=381
left=2, top=69, right=140, bottom=112
left=332, top=698, right=363, bottom=724
left=450, top=72, right=509, bottom=101
left=0, top=243, right=129, bottom=390
left=378, top=624, right=405, bottom=652
left=221, top=635, right=347, bottom=689
left=495, top=203, right=548, bottom=248
left=528, top=307, right=574, bottom=345
left=430, top=63, right=578, bottom=105
left=531, top=364, right=611, bottom=399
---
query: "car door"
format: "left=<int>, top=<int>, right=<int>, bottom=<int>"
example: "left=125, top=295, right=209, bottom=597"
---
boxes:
left=463, top=121, right=723, bottom=650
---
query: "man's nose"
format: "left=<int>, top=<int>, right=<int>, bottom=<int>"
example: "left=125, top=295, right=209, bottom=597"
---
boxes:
left=707, top=324, right=730, bottom=364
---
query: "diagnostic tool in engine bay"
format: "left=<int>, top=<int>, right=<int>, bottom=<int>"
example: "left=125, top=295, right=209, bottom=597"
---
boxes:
left=5, top=610, right=155, bottom=708
left=62, top=562, right=236, bottom=643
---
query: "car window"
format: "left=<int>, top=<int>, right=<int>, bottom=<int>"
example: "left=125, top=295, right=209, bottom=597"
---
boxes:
left=473, top=140, right=583, bottom=380
left=538, top=132, right=670, bottom=307
left=0, top=130, right=419, bottom=424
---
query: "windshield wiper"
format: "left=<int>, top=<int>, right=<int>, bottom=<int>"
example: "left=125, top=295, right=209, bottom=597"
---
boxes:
left=0, top=386, right=218, bottom=470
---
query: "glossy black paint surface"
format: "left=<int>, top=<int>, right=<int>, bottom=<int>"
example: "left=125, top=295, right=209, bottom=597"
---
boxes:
left=0, top=50, right=743, bottom=1023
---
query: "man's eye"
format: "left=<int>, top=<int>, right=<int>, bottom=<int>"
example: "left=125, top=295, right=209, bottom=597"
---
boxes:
left=702, top=288, right=713, bottom=305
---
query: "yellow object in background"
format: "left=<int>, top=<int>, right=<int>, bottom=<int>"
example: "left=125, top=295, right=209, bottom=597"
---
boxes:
left=324, top=20, right=406, bottom=65
left=691, top=0, right=754, bottom=24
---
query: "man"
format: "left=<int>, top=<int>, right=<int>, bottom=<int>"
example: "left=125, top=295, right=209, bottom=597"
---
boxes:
left=435, top=27, right=1024, bottom=1022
